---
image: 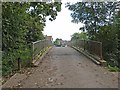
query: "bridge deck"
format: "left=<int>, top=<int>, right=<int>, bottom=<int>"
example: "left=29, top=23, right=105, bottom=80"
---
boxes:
left=3, top=47, right=118, bottom=88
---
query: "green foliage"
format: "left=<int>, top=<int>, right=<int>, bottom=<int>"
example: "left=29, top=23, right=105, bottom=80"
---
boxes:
left=67, top=2, right=120, bottom=70
left=54, top=38, right=62, bottom=46
left=66, top=2, right=118, bottom=40
left=71, top=32, right=88, bottom=41
left=2, top=2, right=61, bottom=76
left=107, top=65, right=120, bottom=72
left=96, top=25, right=118, bottom=66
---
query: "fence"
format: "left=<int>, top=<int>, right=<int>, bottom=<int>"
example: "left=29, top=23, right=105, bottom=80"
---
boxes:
left=70, top=39, right=103, bottom=60
left=32, top=39, right=53, bottom=60
left=2, top=39, right=53, bottom=76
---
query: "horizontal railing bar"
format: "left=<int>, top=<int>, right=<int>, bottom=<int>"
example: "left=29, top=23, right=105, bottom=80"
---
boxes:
left=32, top=39, right=52, bottom=61
left=70, top=39, right=103, bottom=60
left=32, top=39, right=47, bottom=44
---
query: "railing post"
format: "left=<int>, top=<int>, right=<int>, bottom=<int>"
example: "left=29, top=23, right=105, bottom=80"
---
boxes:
left=100, top=42, right=103, bottom=60
left=32, top=42, right=34, bottom=60
left=76, top=39, right=77, bottom=48
left=45, top=39, right=46, bottom=50
left=83, top=40, right=85, bottom=51
left=18, top=58, right=21, bottom=70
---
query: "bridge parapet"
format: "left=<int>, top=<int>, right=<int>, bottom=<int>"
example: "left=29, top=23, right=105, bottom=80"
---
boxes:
left=32, top=39, right=53, bottom=61
left=70, top=39, right=106, bottom=65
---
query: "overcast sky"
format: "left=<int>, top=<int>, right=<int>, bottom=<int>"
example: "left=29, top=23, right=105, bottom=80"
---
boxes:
left=43, top=0, right=120, bottom=41
left=43, top=0, right=84, bottom=41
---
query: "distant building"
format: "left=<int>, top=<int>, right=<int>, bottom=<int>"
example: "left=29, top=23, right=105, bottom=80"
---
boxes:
left=45, top=36, right=53, bottom=41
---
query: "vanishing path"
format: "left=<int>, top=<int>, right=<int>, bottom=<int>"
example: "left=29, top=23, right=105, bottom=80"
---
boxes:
left=3, top=47, right=118, bottom=88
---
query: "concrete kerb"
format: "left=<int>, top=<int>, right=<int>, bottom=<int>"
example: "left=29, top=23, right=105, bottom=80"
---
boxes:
left=32, top=46, right=53, bottom=67
left=71, top=46, right=106, bottom=66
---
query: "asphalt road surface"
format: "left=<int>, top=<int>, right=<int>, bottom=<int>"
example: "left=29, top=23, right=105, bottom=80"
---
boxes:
left=3, top=47, right=119, bottom=88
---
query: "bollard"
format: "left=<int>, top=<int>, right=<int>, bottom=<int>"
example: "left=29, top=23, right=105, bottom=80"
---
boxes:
left=18, top=58, right=21, bottom=70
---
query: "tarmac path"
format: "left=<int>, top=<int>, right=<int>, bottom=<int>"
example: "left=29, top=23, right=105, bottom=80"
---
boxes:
left=3, top=47, right=119, bottom=88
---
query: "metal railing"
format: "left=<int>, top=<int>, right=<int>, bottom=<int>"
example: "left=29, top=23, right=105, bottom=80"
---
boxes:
left=2, top=39, right=52, bottom=76
left=70, top=39, right=103, bottom=60
left=32, top=39, right=52, bottom=60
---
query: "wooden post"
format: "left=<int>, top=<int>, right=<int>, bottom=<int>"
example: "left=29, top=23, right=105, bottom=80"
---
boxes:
left=18, top=58, right=21, bottom=70
left=32, top=42, right=34, bottom=60
left=83, top=40, right=85, bottom=51
left=100, top=42, right=103, bottom=60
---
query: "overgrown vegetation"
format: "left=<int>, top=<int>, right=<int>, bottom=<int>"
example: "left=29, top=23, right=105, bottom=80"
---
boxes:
left=2, top=2, right=61, bottom=76
left=66, top=2, right=120, bottom=71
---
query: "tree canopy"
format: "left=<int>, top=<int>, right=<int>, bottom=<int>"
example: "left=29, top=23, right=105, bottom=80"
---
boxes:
left=2, top=2, right=61, bottom=76
left=66, top=2, right=118, bottom=39
left=71, top=32, right=88, bottom=41
left=66, top=2, right=120, bottom=69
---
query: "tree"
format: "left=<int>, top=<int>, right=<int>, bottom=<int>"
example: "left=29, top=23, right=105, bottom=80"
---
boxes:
left=2, top=2, right=62, bottom=76
left=26, top=2, right=62, bottom=43
left=95, top=6, right=120, bottom=67
left=66, top=2, right=120, bottom=68
left=54, top=38, right=62, bottom=46
left=71, top=32, right=88, bottom=41
left=2, top=2, right=31, bottom=75
left=66, top=2, right=118, bottom=40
